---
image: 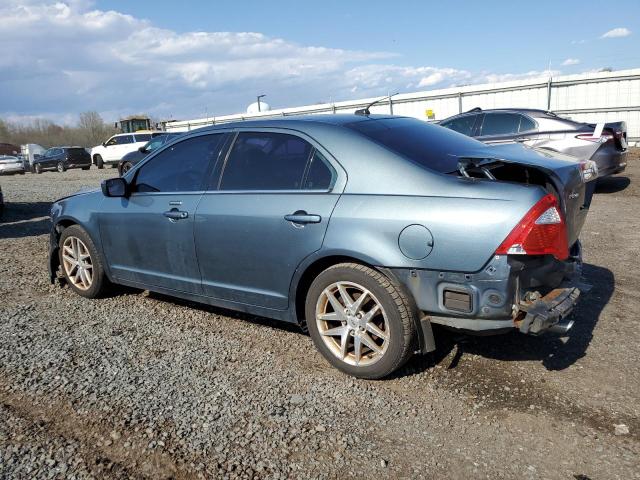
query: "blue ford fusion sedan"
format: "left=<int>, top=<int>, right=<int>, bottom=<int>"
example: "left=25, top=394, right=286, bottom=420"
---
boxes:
left=49, top=114, right=594, bottom=378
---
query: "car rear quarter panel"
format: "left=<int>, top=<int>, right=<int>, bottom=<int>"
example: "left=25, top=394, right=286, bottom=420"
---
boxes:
left=324, top=186, right=542, bottom=273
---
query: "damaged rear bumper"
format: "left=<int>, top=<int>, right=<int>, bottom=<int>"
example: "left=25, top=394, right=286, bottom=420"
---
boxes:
left=515, top=287, right=580, bottom=335
left=392, top=244, right=586, bottom=336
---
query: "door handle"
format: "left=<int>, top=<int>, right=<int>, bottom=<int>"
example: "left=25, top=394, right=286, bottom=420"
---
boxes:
left=163, top=209, right=189, bottom=220
left=284, top=211, right=321, bottom=224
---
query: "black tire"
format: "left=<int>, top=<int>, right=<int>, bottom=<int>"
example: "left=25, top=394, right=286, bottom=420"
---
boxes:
left=57, top=162, right=66, bottom=173
left=34, top=163, right=42, bottom=174
left=305, top=263, right=417, bottom=379
left=95, top=155, right=104, bottom=169
left=82, top=166, right=90, bottom=171
left=58, top=225, right=111, bottom=298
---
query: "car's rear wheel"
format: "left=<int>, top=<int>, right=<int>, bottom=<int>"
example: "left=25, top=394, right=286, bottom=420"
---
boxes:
left=305, top=263, right=417, bottom=379
left=95, top=155, right=104, bottom=169
left=34, top=163, right=42, bottom=174
left=59, top=225, right=110, bottom=298
left=57, top=162, right=66, bottom=173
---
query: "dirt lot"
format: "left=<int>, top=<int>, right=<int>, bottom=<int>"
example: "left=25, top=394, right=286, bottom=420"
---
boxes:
left=0, top=153, right=639, bottom=479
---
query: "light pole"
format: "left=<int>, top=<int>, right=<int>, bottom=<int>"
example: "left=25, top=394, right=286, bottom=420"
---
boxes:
left=257, top=94, right=266, bottom=112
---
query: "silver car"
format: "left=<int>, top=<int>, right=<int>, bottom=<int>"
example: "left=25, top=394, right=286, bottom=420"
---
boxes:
left=0, top=155, right=26, bottom=175
left=440, top=108, right=627, bottom=177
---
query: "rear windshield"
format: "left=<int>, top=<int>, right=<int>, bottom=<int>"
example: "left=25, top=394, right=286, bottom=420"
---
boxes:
left=346, top=117, right=485, bottom=173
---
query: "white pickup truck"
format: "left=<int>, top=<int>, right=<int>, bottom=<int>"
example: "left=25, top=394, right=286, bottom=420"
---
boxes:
left=91, top=132, right=163, bottom=169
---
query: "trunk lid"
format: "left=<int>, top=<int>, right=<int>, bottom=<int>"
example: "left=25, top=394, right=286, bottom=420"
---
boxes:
left=455, top=143, right=592, bottom=248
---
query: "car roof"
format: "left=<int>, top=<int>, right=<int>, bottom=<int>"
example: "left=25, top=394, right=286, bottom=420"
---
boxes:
left=457, top=108, right=559, bottom=118
left=191, top=113, right=399, bottom=133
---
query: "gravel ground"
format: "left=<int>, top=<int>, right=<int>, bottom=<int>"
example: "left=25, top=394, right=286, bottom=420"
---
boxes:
left=0, top=154, right=639, bottom=479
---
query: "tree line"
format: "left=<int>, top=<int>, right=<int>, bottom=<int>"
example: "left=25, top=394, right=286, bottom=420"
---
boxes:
left=0, top=112, right=118, bottom=149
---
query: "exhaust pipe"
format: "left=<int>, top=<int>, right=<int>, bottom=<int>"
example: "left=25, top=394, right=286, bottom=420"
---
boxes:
left=549, top=319, right=575, bottom=334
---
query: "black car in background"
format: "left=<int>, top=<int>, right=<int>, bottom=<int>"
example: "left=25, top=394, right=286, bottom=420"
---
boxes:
left=118, top=133, right=182, bottom=176
left=439, top=108, right=627, bottom=177
left=34, top=147, right=91, bottom=173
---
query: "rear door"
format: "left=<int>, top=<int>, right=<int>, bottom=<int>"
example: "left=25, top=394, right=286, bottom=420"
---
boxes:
left=98, top=132, right=228, bottom=294
left=194, top=130, right=342, bottom=310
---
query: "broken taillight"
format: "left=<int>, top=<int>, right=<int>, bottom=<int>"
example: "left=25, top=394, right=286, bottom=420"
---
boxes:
left=575, top=132, right=613, bottom=143
left=495, top=194, right=568, bottom=260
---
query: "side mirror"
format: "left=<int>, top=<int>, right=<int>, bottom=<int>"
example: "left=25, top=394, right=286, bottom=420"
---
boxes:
left=138, top=146, right=147, bottom=153
left=102, top=142, right=107, bottom=147
left=101, top=177, right=128, bottom=197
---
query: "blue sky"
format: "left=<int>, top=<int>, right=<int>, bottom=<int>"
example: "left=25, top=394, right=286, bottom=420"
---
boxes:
left=97, top=0, right=640, bottom=73
left=1, top=0, right=638, bottom=123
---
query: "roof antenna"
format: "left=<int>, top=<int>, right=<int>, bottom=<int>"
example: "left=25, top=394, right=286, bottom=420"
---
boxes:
left=355, top=92, right=399, bottom=116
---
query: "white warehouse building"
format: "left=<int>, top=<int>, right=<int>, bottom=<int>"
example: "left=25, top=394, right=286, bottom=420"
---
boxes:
left=165, top=68, right=640, bottom=143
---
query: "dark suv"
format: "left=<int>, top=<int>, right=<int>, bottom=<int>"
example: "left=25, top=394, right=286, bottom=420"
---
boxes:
left=439, top=108, right=627, bottom=177
left=34, top=147, right=91, bottom=174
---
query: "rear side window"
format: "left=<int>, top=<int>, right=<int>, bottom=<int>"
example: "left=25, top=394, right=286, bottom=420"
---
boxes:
left=441, top=114, right=477, bottom=136
left=134, top=134, right=152, bottom=142
left=134, top=134, right=225, bottom=192
left=518, top=115, right=536, bottom=132
left=303, top=150, right=333, bottom=190
left=220, top=132, right=312, bottom=190
left=479, top=113, right=520, bottom=136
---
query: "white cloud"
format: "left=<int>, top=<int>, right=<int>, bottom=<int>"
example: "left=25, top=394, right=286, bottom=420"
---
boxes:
left=0, top=1, right=588, bottom=123
left=601, top=27, right=631, bottom=38
left=562, top=58, right=580, bottom=66
left=571, top=39, right=586, bottom=45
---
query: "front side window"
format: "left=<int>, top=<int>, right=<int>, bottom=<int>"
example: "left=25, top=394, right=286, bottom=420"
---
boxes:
left=134, top=134, right=225, bottom=193
left=441, top=114, right=477, bottom=136
left=220, top=132, right=313, bottom=191
left=479, top=113, right=521, bottom=136
left=117, top=135, right=135, bottom=145
left=105, top=137, right=118, bottom=147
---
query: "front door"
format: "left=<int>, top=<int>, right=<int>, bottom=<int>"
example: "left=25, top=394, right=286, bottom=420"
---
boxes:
left=195, top=130, right=341, bottom=310
left=98, top=132, right=228, bottom=294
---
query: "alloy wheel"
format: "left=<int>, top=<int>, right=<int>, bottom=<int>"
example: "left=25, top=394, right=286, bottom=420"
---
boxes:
left=61, top=236, right=93, bottom=290
left=57, top=162, right=65, bottom=172
left=315, top=281, right=389, bottom=366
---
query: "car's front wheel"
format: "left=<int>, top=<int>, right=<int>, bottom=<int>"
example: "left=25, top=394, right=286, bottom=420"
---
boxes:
left=34, top=163, right=42, bottom=174
left=58, top=225, right=110, bottom=298
left=306, top=263, right=417, bottom=379
left=95, top=155, right=104, bottom=169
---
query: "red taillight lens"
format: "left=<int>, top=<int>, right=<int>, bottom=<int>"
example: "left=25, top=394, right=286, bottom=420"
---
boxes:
left=495, top=194, right=568, bottom=260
